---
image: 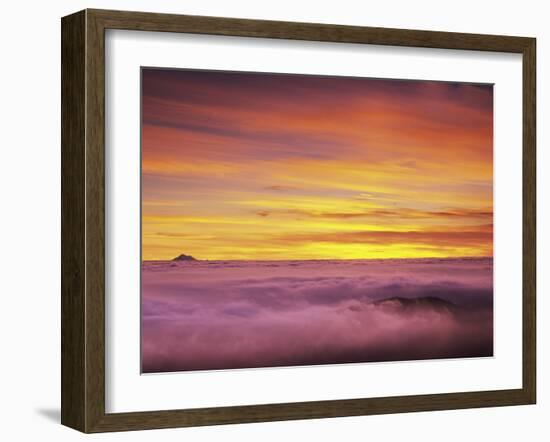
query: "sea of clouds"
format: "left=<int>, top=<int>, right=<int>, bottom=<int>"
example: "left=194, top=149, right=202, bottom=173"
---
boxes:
left=141, top=258, right=493, bottom=373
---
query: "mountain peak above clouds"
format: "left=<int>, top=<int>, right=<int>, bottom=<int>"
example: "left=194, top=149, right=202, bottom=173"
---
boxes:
left=172, top=254, right=198, bottom=262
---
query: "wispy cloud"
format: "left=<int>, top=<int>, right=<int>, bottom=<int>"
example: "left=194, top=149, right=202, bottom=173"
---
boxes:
left=141, top=69, right=493, bottom=260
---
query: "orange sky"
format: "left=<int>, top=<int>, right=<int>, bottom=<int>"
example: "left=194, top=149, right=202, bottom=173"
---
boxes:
left=141, top=69, right=493, bottom=260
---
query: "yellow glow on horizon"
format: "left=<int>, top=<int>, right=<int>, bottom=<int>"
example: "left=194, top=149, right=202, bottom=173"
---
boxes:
left=141, top=71, right=493, bottom=261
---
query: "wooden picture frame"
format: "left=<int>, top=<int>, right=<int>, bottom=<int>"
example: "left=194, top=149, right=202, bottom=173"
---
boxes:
left=61, top=8, right=536, bottom=433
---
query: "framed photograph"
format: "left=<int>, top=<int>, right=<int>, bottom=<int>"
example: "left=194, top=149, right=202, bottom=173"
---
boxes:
left=61, top=9, right=536, bottom=433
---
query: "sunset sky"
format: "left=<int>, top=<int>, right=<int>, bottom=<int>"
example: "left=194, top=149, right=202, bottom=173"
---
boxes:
left=141, top=69, right=493, bottom=261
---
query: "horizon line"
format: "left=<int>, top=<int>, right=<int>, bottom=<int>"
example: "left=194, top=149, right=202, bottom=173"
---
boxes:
left=142, top=255, right=493, bottom=263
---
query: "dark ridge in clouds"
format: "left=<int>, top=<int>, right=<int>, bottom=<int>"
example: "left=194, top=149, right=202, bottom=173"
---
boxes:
left=142, top=258, right=493, bottom=373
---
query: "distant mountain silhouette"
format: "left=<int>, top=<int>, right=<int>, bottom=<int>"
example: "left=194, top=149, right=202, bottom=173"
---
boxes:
left=372, top=296, right=457, bottom=314
left=172, top=254, right=198, bottom=262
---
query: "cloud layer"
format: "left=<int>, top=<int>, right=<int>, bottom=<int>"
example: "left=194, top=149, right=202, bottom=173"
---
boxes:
left=141, top=258, right=493, bottom=373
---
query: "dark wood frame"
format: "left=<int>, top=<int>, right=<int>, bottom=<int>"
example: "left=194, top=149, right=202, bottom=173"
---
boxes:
left=61, top=8, right=536, bottom=433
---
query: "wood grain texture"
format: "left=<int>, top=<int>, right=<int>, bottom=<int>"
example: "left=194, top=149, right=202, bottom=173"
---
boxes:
left=522, top=38, right=536, bottom=403
left=84, top=10, right=107, bottom=433
left=90, top=8, right=532, bottom=52
left=61, top=10, right=86, bottom=432
left=61, top=8, right=537, bottom=433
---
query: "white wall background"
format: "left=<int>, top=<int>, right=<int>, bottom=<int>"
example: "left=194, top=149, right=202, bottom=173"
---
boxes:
left=0, top=0, right=546, bottom=440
